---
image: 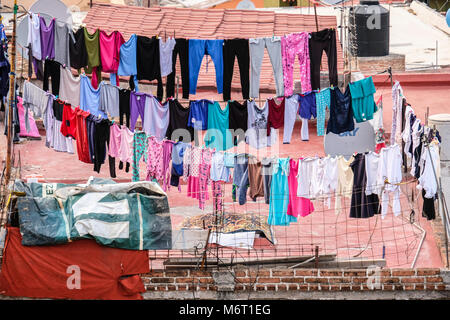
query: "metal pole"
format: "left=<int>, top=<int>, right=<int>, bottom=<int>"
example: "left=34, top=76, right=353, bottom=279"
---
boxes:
left=4, top=0, right=17, bottom=189
left=313, top=2, right=319, bottom=32
left=435, top=40, right=438, bottom=70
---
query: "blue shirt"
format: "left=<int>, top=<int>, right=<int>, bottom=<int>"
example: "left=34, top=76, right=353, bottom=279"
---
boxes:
left=80, top=75, right=107, bottom=118
left=188, top=99, right=211, bottom=130
left=118, top=34, right=137, bottom=76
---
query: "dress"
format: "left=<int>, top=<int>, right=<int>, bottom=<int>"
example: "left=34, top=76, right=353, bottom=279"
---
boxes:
left=287, top=159, right=314, bottom=218
left=349, top=153, right=380, bottom=218
left=268, top=158, right=297, bottom=226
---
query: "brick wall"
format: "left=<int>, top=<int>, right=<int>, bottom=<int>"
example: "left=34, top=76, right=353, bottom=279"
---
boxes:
left=141, top=267, right=450, bottom=299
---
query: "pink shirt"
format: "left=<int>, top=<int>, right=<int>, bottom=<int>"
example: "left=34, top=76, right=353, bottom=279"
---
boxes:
left=109, top=123, right=121, bottom=158
left=119, top=125, right=134, bottom=163
left=287, top=158, right=314, bottom=218
left=99, top=30, right=125, bottom=73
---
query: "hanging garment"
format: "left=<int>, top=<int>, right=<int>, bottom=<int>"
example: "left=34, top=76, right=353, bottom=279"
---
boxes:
left=327, top=86, right=354, bottom=134
left=262, top=157, right=276, bottom=204
left=188, top=99, right=211, bottom=131
left=79, top=75, right=106, bottom=118
left=266, top=97, right=285, bottom=136
left=222, top=39, right=250, bottom=101
left=129, top=91, right=148, bottom=131
left=349, top=76, right=377, bottom=123
left=108, top=123, right=121, bottom=177
left=69, top=27, right=88, bottom=70
left=117, top=33, right=139, bottom=91
left=52, top=99, right=64, bottom=121
left=283, top=94, right=299, bottom=144
left=44, top=96, right=74, bottom=154
left=99, top=82, right=120, bottom=117
left=365, top=151, right=380, bottom=196
left=246, top=100, right=276, bottom=149
left=118, top=125, right=134, bottom=167
left=59, top=66, right=80, bottom=107
left=204, top=101, right=233, bottom=151
left=0, top=43, right=9, bottom=100
left=281, top=32, right=311, bottom=96
left=43, top=60, right=61, bottom=96
left=321, top=156, right=338, bottom=208
left=170, top=142, right=188, bottom=188
left=118, top=88, right=131, bottom=128
left=296, top=157, right=318, bottom=199
left=238, top=157, right=265, bottom=204
left=132, top=131, right=149, bottom=182
left=186, top=147, right=209, bottom=207
left=17, top=96, right=40, bottom=139
left=315, top=87, right=331, bottom=136
left=22, top=80, right=49, bottom=120
left=298, top=91, right=317, bottom=120
left=54, top=21, right=70, bottom=67
left=370, top=95, right=385, bottom=152
left=268, top=158, right=297, bottom=226
left=377, top=144, right=402, bottom=218
left=198, top=148, right=212, bottom=210
left=228, top=100, right=248, bottom=146
left=335, top=155, right=354, bottom=215
left=159, top=37, right=176, bottom=77
left=210, top=152, right=231, bottom=182
left=401, top=105, right=415, bottom=165
left=165, top=98, right=193, bottom=142
left=232, top=154, right=248, bottom=202
left=27, top=13, right=41, bottom=60
left=166, top=38, right=190, bottom=99
left=74, top=107, right=91, bottom=164
left=92, top=118, right=111, bottom=173
left=84, top=28, right=102, bottom=89
left=422, top=190, right=436, bottom=220
left=146, top=136, right=164, bottom=182
left=136, top=35, right=163, bottom=100
left=417, top=142, right=439, bottom=199
left=162, top=140, right=174, bottom=191
left=189, top=39, right=224, bottom=95
left=349, top=153, right=380, bottom=218
left=99, top=30, right=125, bottom=86
left=60, top=103, right=77, bottom=139
left=249, top=37, right=284, bottom=98
left=182, top=145, right=193, bottom=182
left=308, top=28, right=338, bottom=90
left=85, top=114, right=97, bottom=162
left=143, top=95, right=170, bottom=141
left=410, top=118, right=423, bottom=178
left=391, top=81, right=403, bottom=145
left=287, top=158, right=314, bottom=218
left=39, top=17, right=55, bottom=61
left=211, top=180, right=224, bottom=215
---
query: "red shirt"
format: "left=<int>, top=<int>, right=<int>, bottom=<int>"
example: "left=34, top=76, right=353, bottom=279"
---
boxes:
left=74, top=107, right=92, bottom=164
left=267, top=97, right=285, bottom=135
left=60, top=103, right=77, bottom=139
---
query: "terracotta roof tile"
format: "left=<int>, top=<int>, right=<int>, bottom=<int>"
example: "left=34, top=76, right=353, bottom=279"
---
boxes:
left=84, top=3, right=344, bottom=93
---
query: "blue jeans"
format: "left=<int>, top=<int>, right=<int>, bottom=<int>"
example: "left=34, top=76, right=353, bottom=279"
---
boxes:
left=189, top=39, right=223, bottom=95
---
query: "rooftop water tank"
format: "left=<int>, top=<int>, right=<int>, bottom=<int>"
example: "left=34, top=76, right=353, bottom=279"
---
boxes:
left=352, top=0, right=390, bottom=57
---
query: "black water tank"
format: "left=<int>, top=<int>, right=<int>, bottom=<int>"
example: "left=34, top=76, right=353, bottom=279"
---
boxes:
left=354, top=0, right=390, bottom=57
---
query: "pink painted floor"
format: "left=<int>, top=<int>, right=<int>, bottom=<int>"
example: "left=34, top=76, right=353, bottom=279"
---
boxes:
left=1, top=77, right=448, bottom=269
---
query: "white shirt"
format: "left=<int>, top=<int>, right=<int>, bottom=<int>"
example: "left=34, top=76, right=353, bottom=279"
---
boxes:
left=365, top=151, right=380, bottom=196
left=377, top=144, right=402, bottom=218
left=296, top=157, right=318, bottom=199
left=417, top=142, right=439, bottom=199
left=27, top=13, right=42, bottom=60
left=159, top=37, right=176, bottom=77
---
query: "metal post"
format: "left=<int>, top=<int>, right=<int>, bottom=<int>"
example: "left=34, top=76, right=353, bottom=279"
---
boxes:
left=313, top=2, right=319, bottom=32
left=4, top=0, right=17, bottom=190
left=314, top=245, right=319, bottom=268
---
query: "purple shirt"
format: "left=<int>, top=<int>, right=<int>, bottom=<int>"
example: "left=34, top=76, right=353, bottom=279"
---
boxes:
left=40, top=17, right=55, bottom=60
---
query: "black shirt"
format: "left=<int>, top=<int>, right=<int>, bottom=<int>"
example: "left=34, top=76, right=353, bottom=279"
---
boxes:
left=327, top=86, right=355, bottom=135
left=166, top=99, right=193, bottom=142
left=69, top=28, right=88, bottom=70
left=228, top=100, right=248, bottom=145
left=136, top=35, right=161, bottom=81
left=52, top=99, right=64, bottom=121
